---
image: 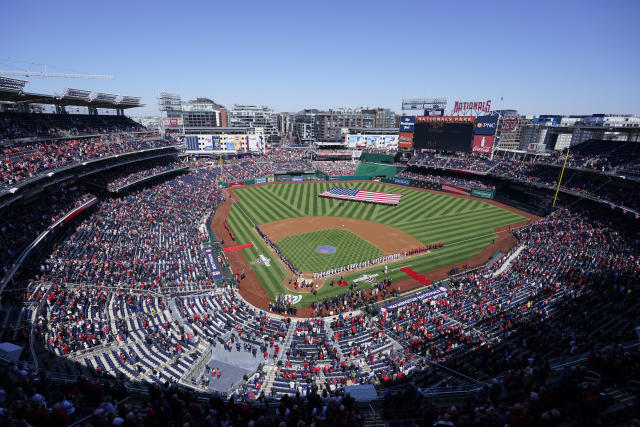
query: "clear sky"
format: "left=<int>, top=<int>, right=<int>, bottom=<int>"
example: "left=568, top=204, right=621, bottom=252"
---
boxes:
left=2, top=0, right=639, bottom=116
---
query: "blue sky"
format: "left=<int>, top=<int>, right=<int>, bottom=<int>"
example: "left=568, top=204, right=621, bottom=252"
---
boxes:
left=2, top=0, right=639, bottom=116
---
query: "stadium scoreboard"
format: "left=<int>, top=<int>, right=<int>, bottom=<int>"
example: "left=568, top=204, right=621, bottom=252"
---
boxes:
left=413, top=116, right=476, bottom=152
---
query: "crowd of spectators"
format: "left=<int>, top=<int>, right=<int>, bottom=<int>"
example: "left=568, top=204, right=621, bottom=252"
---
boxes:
left=398, top=170, right=496, bottom=190
left=1, top=134, right=172, bottom=190
left=35, top=166, right=224, bottom=292
left=0, top=187, right=94, bottom=279
left=0, top=112, right=144, bottom=142
left=409, top=151, right=640, bottom=211
left=88, top=158, right=188, bottom=191
left=312, top=160, right=357, bottom=176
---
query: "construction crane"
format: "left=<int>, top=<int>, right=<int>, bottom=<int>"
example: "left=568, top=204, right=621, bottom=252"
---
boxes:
left=0, top=69, right=114, bottom=80
left=0, top=62, right=114, bottom=80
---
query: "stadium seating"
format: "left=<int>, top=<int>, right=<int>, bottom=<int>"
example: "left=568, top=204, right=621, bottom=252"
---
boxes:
left=2, top=113, right=640, bottom=425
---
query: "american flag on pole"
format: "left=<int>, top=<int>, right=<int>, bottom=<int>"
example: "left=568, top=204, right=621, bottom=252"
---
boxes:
left=319, top=187, right=402, bottom=206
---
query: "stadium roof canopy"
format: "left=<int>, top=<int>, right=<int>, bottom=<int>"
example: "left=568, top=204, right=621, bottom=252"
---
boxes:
left=0, top=80, right=143, bottom=110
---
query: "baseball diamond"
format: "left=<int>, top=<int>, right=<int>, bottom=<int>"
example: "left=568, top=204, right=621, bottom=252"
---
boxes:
left=220, top=181, right=529, bottom=307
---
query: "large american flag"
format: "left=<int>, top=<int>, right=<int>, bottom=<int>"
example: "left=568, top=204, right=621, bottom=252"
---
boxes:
left=319, top=187, right=402, bottom=206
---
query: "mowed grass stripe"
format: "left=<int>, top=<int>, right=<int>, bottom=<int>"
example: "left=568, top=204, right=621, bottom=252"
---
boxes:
left=396, top=205, right=501, bottom=231
left=227, top=206, right=288, bottom=299
left=244, top=187, right=291, bottom=222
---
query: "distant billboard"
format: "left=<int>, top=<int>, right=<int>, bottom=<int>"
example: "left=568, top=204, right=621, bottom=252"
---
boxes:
left=398, top=132, right=414, bottom=149
left=347, top=135, right=367, bottom=148
left=202, top=135, right=214, bottom=150
left=162, top=117, right=183, bottom=127
left=384, top=135, right=398, bottom=148
left=346, top=134, right=397, bottom=149
left=399, top=115, right=415, bottom=132
left=474, top=115, right=499, bottom=136
left=471, top=135, right=494, bottom=154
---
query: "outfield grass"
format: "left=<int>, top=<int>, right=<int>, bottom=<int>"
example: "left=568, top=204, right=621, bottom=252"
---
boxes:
left=277, top=229, right=383, bottom=273
left=225, top=181, right=526, bottom=306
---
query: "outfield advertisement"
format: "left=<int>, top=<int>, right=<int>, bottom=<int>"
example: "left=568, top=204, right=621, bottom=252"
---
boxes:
left=471, top=188, right=495, bottom=199
left=393, top=177, right=410, bottom=186
left=228, top=181, right=245, bottom=188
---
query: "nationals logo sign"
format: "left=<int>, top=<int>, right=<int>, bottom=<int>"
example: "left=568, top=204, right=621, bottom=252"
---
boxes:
left=501, top=115, right=520, bottom=132
left=452, top=100, right=492, bottom=115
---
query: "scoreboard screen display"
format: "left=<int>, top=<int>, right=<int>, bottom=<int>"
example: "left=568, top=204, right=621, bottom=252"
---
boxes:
left=413, top=122, right=474, bottom=152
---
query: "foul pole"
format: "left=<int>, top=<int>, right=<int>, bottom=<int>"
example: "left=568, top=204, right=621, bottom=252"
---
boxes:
left=552, top=148, right=570, bottom=208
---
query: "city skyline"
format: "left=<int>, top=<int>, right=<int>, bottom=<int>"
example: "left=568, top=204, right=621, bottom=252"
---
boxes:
left=2, top=0, right=639, bottom=116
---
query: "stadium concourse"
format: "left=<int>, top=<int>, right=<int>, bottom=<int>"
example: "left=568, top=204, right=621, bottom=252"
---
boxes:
left=0, top=115, right=640, bottom=425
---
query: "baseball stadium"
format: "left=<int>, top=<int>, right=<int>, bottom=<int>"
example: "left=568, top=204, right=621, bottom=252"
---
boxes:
left=1, top=51, right=640, bottom=427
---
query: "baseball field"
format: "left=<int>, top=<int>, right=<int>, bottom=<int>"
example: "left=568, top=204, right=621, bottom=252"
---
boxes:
left=224, top=181, right=528, bottom=306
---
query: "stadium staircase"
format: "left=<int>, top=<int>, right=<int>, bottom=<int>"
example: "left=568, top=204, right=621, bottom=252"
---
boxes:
left=278, top=326, right=295, bottom=360
left=491, top=244, right=526, bottom=277
left=324, top=323, right=345, bottom=359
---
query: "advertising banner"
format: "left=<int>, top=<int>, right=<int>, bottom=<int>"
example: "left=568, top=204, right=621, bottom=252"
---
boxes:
left=255, top=177, right=266, bottom=184
left=162, top=117, right=183, bottom=127
left=247, top=135, right=263, bottom=152
left=398, top=132, right=414, bottom=149
left=400, top=123, right=414, bottom=132
left=347, top=135, right=367, bottom=148
left=400, top=116, right=416, bottom=125
left=416, top=116, right=475, bottom=123
left=471, top=135, right=495, bottom=154
left=276, top=176, right=291, bottom=182
left=244, top=179, right=255, bottom=185
left=211, top=135, right=220, bottom=150
left=393, top=177, right=410, bottom=186
left=474, top=115, right=499, bottom=136
left=470, top=188, right=495, bottom=199
left=202, top=135, right=214, bottom=151
left=380, top=285, right=449, bottom=312
left=383, top=135, right=399, bottom=148
left=267, top=177, right=275, bottom=183
left=203, top=247, right=223, bottom=280
left=228, top=181, right=245, bottom=188
left=225, top=142, right=235, bottom=151
left=185, top=135, right=198, bottom=151
left=292, top=176, right=303, bottom=182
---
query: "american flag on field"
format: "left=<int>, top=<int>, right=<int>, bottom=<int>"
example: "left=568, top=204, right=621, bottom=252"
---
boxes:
left=319, top=187, right=402, bottom=206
